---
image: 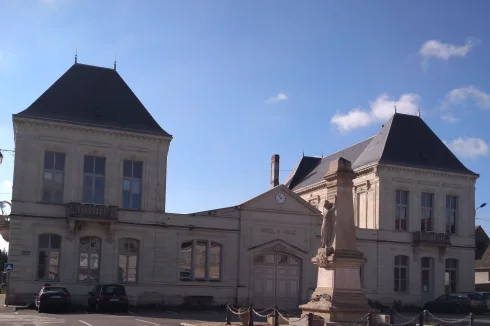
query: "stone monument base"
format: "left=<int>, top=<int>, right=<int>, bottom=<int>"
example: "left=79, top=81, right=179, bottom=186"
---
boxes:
left=299, top=248, right=376, bottom=323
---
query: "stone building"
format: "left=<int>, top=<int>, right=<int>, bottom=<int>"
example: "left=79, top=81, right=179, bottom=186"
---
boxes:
left=3, top=61, right=479, bottom=309
left=4, top=62, right=321, bottom=309
left=284, top=113, right=479, bottom=304
left=475, top=225, right=490, bottom=291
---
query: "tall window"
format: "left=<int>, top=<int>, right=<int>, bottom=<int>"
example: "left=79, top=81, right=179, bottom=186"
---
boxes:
left=421, top=193, right=434, bottom=232
left=421, top=257, right=432, bottom=293
left=118, top=238, right=139, bottom=283
left=78, top=236, right=101, bottom=282
left=445, top=259, right=458, bottom=293
left=180, top=240, right=222, bottom=281
left=43, top=152, right=65, bottom=203
left=37, top=234, right=61, bottom=281
left=122, top=160, right=143, bottom=210
left=394, top=255, right=409, bottom=293
left=395, top=190, right=408, bottom=231
left=83, top=156, right=106, bottom=204
left=446, top=195, right=458, bottom=235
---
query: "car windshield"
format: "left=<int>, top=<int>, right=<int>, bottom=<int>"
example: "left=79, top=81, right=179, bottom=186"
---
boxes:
left=102, top=285, right=125, bottom=295
left=469, top=293, right=484, bottom=300
left=483, top=293, right=490, bottom=300
left=43, top=287, right=68, bottom=294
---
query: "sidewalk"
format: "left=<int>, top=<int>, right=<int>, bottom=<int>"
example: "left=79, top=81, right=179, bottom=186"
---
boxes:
left=0, top=294, right=17, bottom=313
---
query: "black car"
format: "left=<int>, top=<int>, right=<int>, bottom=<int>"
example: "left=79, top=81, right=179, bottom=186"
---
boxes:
left=87, top=284, right=129, bottom=312
left=35, top=285, right=71, bottom=313
left=424, top=292, right=487, bottom=314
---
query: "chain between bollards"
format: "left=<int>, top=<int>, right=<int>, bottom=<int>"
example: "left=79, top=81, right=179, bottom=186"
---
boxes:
left=248, top=306, right=253, bottom=326
left=225, top=304, right=231, bottom=325
left=469, top=312, right=474, bottom=326
left=274, top=305, right=279, bottom=326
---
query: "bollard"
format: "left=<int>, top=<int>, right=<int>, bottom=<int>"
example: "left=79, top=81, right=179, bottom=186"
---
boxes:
left=248, top=306, right=254, bottom=326
left=274, top=305, right=279, bottom=326
left=225, top=304, right=231, bottom=325
left=390, top=309, right=394, bottom=325
left=367, top=313, right=372, bottom=326
left=308, top=313, right=313, bottom=326
left=418, top=310, right=424, bottom=326
left=423, top=310, right=428, bottom=325
left=469, top=312, right=474, bottom=326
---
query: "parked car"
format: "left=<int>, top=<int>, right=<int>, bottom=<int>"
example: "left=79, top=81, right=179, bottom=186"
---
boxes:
left=87, top=284, right=129, bottom=312
left=424, top=292, right=487, bottom=314
left=34, top=285, right=71, bottom=313
left=474, top=292, right=490, bottom=311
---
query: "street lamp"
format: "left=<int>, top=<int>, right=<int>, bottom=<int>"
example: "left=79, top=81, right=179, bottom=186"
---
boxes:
left=0, top=151, right=3, bottom=165
left=476, top=203, right=487, bottom=212
left=0, top=149, right=15, bottom=165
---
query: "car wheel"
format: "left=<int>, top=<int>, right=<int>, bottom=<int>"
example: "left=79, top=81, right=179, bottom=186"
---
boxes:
left=95, top=303, right=101, bottom=313
left=121, top=305, right=128, bottom=313
left=38, top=304, right=44, bottom=313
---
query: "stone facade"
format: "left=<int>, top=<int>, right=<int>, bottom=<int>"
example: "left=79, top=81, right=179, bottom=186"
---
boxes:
left=295, top=163, right=477, bottom=305
left=6, top=116, right=321, bottom=309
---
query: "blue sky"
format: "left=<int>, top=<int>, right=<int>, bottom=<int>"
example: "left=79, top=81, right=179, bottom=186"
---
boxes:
left=1, top=0, right=490, bottom=250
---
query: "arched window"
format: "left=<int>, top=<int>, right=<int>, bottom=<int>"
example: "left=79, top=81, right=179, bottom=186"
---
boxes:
left=37, top=234, right=61, bottom=281
left=118, top=238, right=139, bottom=283
left=445, top=259, right=458, bottom=293
left=179, top=240, right=222, bottom=281
left=394, top=255, right=409, bottom=293
left=78, top=236, right=101, bottom=282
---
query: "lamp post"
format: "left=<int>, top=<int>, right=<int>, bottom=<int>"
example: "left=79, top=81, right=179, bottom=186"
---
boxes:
left=0, top=149, right=14, bottom=165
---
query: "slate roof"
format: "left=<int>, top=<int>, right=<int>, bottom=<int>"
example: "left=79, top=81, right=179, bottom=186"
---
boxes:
left=285, top=137, right=374, bottom=190
left=476, top=226, right=490, bottom=269
left=14, top=63, right=171, bottom=137
left=285, top=113, right=478, bottom=191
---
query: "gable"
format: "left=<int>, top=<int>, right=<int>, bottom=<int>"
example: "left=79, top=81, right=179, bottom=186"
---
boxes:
left=239, top=184, right=320, bottom=215
left=15, top=63, right=171, bottom=137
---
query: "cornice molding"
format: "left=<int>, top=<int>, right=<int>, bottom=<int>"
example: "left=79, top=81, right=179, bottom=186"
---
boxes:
left=379, top=164, right=479, bottom=181
left=13, top=116, right=172, bottom=143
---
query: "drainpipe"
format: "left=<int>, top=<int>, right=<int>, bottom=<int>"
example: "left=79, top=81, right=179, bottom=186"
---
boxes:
left=235, top=206, right=242, bottom=306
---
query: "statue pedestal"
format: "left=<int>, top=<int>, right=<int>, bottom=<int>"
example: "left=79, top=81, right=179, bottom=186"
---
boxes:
left=299, top=249, right=375, bottom=323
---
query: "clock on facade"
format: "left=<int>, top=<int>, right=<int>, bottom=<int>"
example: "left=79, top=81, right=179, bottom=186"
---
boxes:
left=275, top=193, right=286, bottom=204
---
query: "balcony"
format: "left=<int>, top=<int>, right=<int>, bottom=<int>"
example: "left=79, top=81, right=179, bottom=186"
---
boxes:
left=66, top=202, right=118, bottom=222
left=412, top=231, right=451, bottom=246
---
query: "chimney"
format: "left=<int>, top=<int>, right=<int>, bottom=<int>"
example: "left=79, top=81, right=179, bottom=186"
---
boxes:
left=270, top=154, right=280, bottom=189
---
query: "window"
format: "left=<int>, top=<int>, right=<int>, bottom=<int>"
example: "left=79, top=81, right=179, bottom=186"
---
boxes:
left=78, top=236, right=101, bottom=282
left=83, top=156, right=106, bottom=204
left=37, top=234, right=61, bottom=281
left=445, top=259, right=458, bottom=293
left=446, top=195, right=458, bottom=235
left=118, top=238, right=139, bottom=283
left=395, top=190, right=408, bottom=231
left=421, top=193, right=434, bottom=232
left=421, top=257, right=432, bottom=293
left=122, top=160, right=143, bottom=210
left=179, top=240, right=222, bottom=281
left=394, top=255, right=408, bottom=293
left=43, top=152, right=65, bottom=203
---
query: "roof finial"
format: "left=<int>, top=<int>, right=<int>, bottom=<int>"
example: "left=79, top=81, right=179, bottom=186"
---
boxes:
left=394, top=102, right=397, bottom=114
left=418, top=109, right=421, bottom=117
left=321, top=150, right=323, bottom=158
left=114, top=54, right=117, bottom=71
left=75, top=48, right=78, bottom=64
left=302, top=149, right=304, bottom=157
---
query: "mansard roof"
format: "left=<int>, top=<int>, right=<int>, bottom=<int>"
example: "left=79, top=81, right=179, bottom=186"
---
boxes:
left=14, top=63, right=171, bottom=137
left=285, top=113, right=478, bottom=191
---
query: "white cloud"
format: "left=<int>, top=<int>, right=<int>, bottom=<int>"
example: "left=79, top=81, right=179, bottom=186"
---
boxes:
left=443, top=86, right=490, bottom=110
left=444, top=137, right=489, bottom=159
left=440, top=113, right=457, bottom=123
left=331, top=93, right=420, bottom=132
left=266, top=92, right=288, bottom=104
left=419, top=39, right=475, bottom=60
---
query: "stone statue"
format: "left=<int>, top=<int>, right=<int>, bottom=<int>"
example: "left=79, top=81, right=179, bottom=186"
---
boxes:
left=321, top=195, right=337, bottom=249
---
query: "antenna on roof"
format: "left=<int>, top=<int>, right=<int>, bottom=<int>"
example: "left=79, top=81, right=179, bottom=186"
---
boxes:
left=302, top=149, right=304, bottom=157
left=418, top=109, right=421, bottom=117
left=321, top=151, right=323, bottom=158
left=394, top=102, right=397, bottom=114
left=114, top=54, right=117, bottom=71
left=75, top=48, right=78, bottom=64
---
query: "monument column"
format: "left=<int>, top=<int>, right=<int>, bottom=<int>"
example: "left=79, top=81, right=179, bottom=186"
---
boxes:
left=299, top=157, right=374, bottom=323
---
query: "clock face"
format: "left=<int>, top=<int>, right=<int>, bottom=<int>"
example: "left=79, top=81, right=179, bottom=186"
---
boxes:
left=275, top=193, right=286, bottom=204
